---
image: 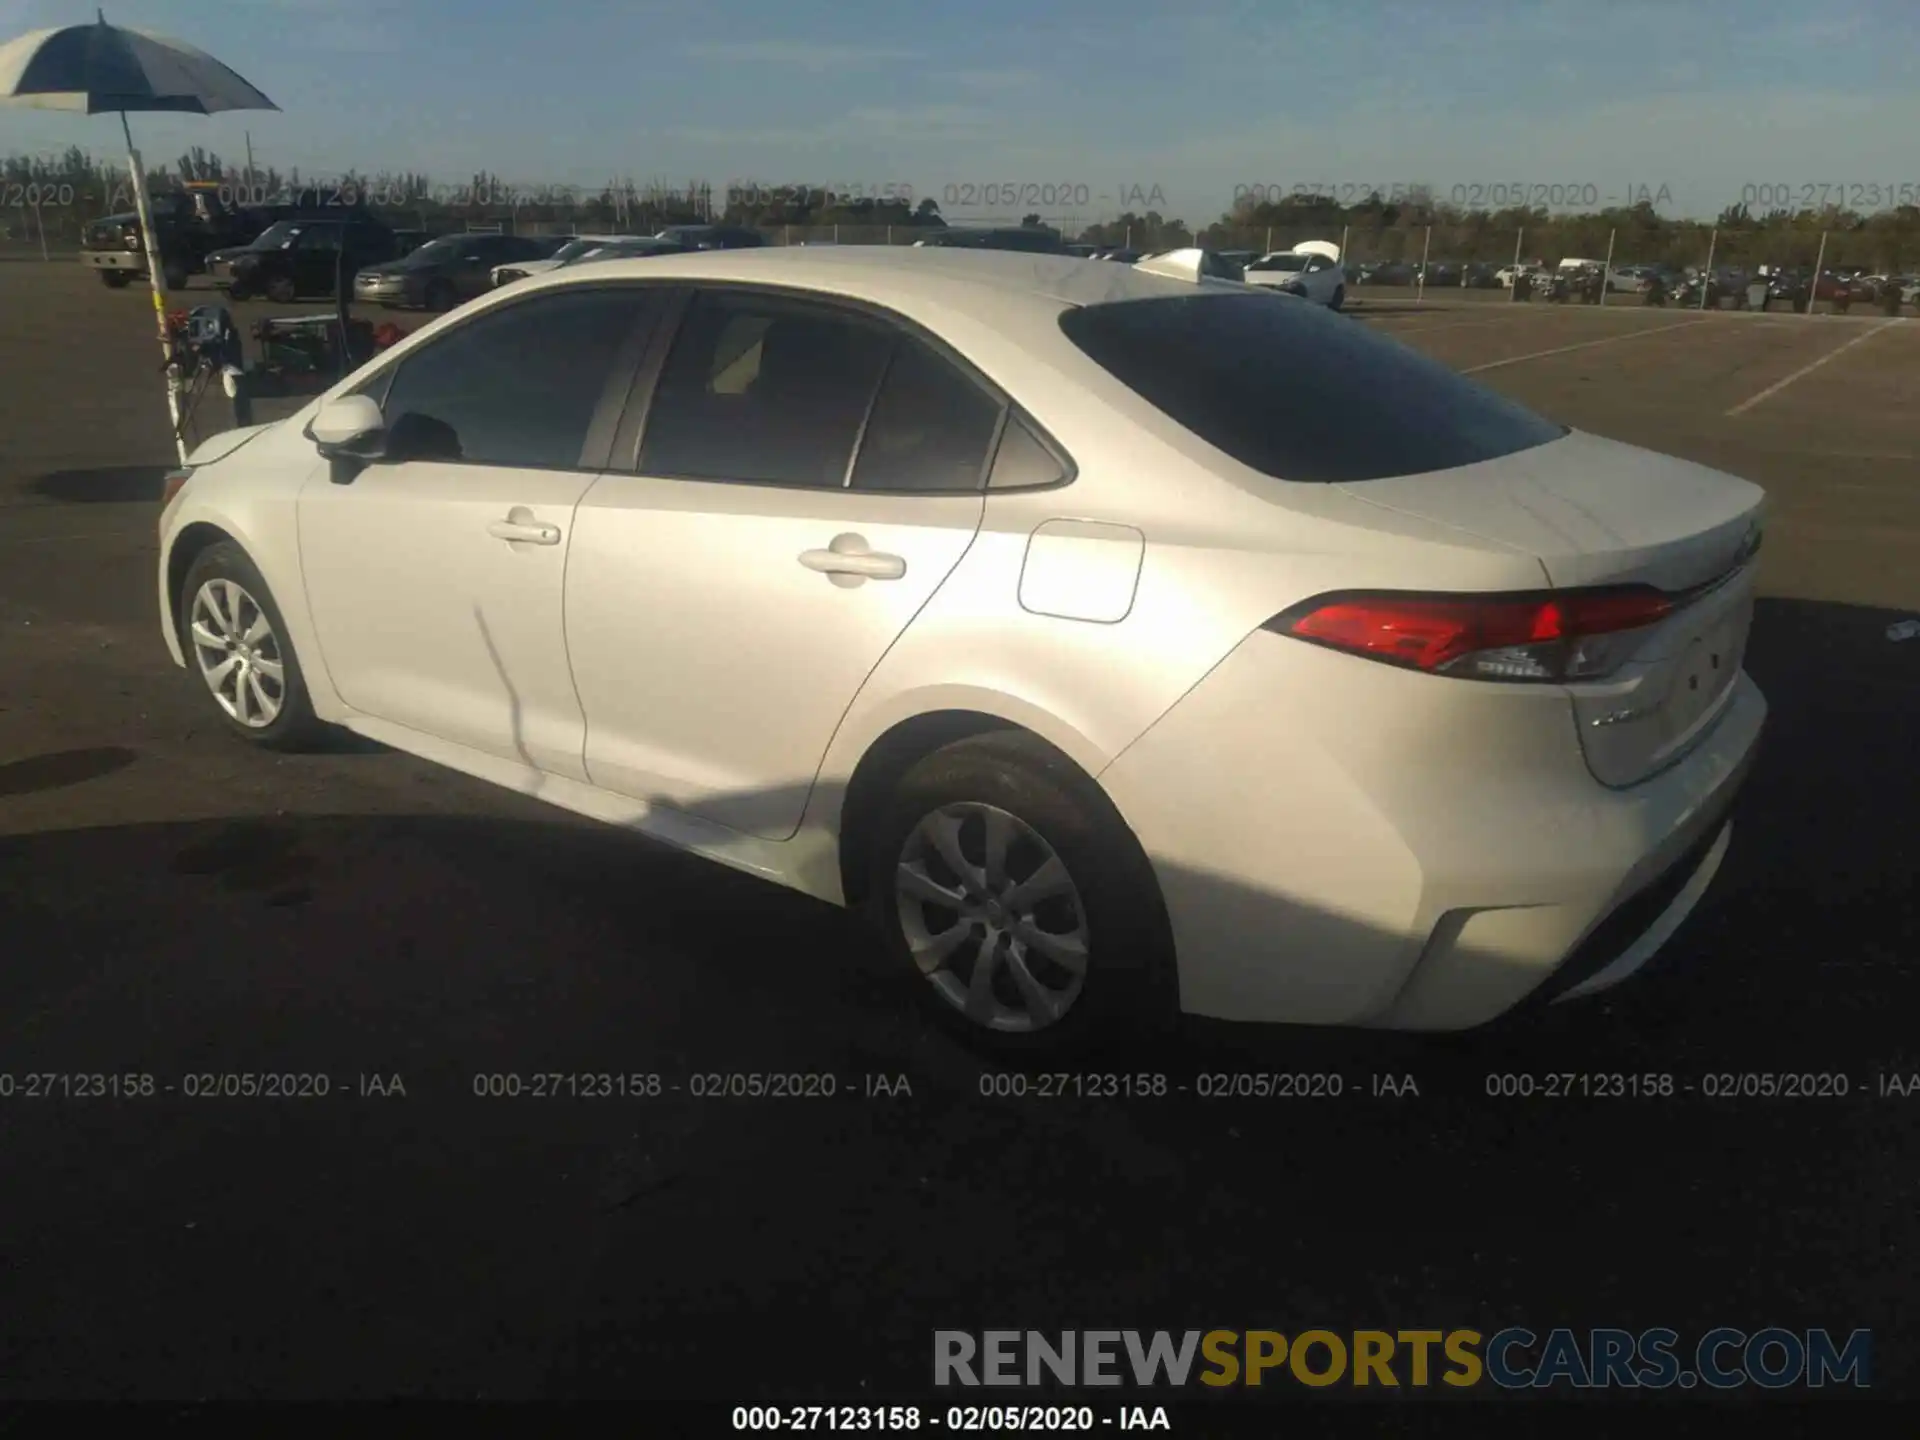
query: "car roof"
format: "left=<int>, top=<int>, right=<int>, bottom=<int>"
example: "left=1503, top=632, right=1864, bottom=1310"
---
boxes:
left=518, top=244, right=1223, bottom=314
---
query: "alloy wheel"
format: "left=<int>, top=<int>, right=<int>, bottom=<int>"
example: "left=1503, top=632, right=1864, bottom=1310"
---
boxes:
left=188, top=579, right=286, bottom=728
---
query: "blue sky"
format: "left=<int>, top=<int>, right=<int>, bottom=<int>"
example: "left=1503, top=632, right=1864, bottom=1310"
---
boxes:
left=1, top=0, right=1915, bottom=221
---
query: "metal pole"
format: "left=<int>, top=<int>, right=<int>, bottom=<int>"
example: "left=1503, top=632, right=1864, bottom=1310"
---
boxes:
left=1339, top=223, right=1349, bottom=264
left=1599, top=228, right=1616, bottom=306
left=244, top=129, right=255, bottom=188
left=1265, top=225, right=1272, bottom=253
left=120, top=112, right=188, bottom=465
left=1417, top=224, right=1432, bottom=303
left=1808, top=231, right=1828, bottom=316
left=1699, top=228, right=1717, bottom=311
left=1510, top=227, right=1523, bottom=301
left=33, top=192, right=49, bottom=262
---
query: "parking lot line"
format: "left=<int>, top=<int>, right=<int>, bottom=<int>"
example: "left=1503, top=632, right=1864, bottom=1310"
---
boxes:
left=1459, top=318, right=1711, bottom=374
left=1723, top=320, right=1901, bottom=418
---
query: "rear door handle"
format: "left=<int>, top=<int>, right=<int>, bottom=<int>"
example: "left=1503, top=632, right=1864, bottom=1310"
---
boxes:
left=799, top=534, right=906, bottom=581
left=488, top=507, right=561, bottom=546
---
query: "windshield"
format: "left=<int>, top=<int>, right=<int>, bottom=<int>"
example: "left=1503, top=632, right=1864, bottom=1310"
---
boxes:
left=404, top=236, right=468, bottom=264
left=250, top=222, right=301, bottom=249
left=1248, top=254, right=1309, bottom=272
left=549, top=239, right=602, bottom=262
left=1059, top=293, right=1567, bottom=483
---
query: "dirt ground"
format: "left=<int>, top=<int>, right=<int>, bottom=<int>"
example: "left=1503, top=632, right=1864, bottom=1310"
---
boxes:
left=1, top=261, right=1915, bottom=1408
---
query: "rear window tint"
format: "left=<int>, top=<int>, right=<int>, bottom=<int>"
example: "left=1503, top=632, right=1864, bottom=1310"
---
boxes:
left=1058, top=293, right=1566, bottom=482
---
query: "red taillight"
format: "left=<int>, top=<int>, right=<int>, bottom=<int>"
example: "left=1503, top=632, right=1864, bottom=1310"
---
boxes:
left=1269, top=587, right=1675, bottom=682
left=162, top=468, right=192, bottom=506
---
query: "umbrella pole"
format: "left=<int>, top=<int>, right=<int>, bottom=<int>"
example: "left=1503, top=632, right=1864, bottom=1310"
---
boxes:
left=121, top=111, right=189, bottom=465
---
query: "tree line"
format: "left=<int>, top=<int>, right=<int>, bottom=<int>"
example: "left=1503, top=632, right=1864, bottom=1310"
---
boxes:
left=5, top=149, right=1917, bottom=268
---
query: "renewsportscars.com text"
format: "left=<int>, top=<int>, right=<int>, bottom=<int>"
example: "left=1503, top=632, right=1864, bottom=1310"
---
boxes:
left=934, top=1328, right=1871, bottom=1390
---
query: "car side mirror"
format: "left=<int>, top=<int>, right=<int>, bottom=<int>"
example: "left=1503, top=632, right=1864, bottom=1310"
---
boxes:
left=306, top=393, right=388, bottom=463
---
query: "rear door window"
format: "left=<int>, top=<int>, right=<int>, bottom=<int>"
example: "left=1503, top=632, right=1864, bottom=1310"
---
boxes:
left=1058, top=293, right=1566, bottom=482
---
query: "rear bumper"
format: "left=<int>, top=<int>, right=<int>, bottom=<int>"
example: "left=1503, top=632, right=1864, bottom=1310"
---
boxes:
left=80, top=250, right=143, bottom=271
left=1098, top=629, right=1768, bottom=1030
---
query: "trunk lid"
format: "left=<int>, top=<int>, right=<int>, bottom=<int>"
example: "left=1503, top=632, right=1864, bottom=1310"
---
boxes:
left=1341, top=429, right=1765, bottom=788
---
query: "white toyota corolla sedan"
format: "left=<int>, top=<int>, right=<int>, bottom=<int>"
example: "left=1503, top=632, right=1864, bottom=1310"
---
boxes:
left=157, top=246, right=1766, bottom=1052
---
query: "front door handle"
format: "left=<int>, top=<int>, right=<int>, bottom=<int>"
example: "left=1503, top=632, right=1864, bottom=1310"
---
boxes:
left=799, top=533, right=906, bottom=582
left=488, top=506, right=561, bottom=546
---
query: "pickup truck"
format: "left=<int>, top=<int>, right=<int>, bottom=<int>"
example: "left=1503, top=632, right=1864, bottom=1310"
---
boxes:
left=80, top=190, right=263, bottom=291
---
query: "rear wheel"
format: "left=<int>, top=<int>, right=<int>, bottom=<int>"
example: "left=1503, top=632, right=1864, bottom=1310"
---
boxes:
left=864, top=731, right=1175, bottom=1056
left=178, top=542, right=327, bottom=752
left=162, top=259, right=190, bottom=292
left=99, top=270, right=132, bottom=289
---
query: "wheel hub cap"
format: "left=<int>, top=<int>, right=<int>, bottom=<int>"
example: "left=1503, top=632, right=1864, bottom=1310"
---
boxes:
left=893, top=802, right=1090, bottom=1034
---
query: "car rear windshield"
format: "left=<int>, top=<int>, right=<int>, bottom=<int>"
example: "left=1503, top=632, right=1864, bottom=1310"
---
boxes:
left=1058, top=293, right=1567, bottom=482
left=1248, top=255, right=1309, bottom=272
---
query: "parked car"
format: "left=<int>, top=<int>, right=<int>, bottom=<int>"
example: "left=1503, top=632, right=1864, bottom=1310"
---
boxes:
left=493, top=234, right=652, bottom=288
left=353, top=232, right=564, bottom=311
left=1357, top=261, right=1415, bottom=286
left=207, top=217, right=400, bottom=302
left=392, top=229, right=443, bottom=258
left=1496, top=261, right=1547, bottom=289
left=156, top=247, right=1766, bottom=1053
left=1241, top=243, right=1345, bottom=308
left=654, top=224, right=767, bottom=250
left=913, top=226, right=1068, bottom=254
left=560, top=237, right=693, bottom=267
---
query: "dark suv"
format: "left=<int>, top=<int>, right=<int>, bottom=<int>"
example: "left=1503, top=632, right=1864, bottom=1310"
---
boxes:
left=353, top=232, right=564, bottom=311
left=206, top=216, right=400, bottom=301
left=653, top=224, right=766, bottom=250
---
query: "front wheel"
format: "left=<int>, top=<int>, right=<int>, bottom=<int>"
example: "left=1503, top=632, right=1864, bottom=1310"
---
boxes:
left=98, top=270, right=133, bottom=289
left=1329, top=285, right=1345, bottom=311
left=864, top=731, right=1176, bottom=1056
left=178, top=542, right=327, bottom=751
left=424, top=280, right=455, bottom=312
left=265, top=274, right=297, bottom=303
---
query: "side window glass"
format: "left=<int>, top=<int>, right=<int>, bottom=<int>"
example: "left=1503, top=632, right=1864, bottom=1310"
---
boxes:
left=850, top=338, right=1003, bottom=493
left=987, top=411, right=1069, bottom=490
left=376, top=288, right=652, bottom=468
left=638, top=291, right=893, bottom=488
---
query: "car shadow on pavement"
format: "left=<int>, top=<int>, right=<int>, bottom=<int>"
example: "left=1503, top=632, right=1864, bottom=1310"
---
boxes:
left=30, top=465, right=171, bottom=504
left=0, top=596, right=1912, bottom=1398
left=0, top=745, right=137, bottom=798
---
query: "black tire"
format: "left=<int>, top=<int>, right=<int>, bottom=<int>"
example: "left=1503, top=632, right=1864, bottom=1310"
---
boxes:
left=177, top=541, right=328, bottom=752
left=1329, top=285, right=1345, bottom=311
left=863, top=731, right=1176, bottom=1057
left=227, top=279, right=252, bottom=302
left=424, top=279, right=455, bottom=312
left=99, top=270, right=133, bottom=289
left=162, top=260, right=191, bottom=292
left=265, top=274, right=297, bottom=304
